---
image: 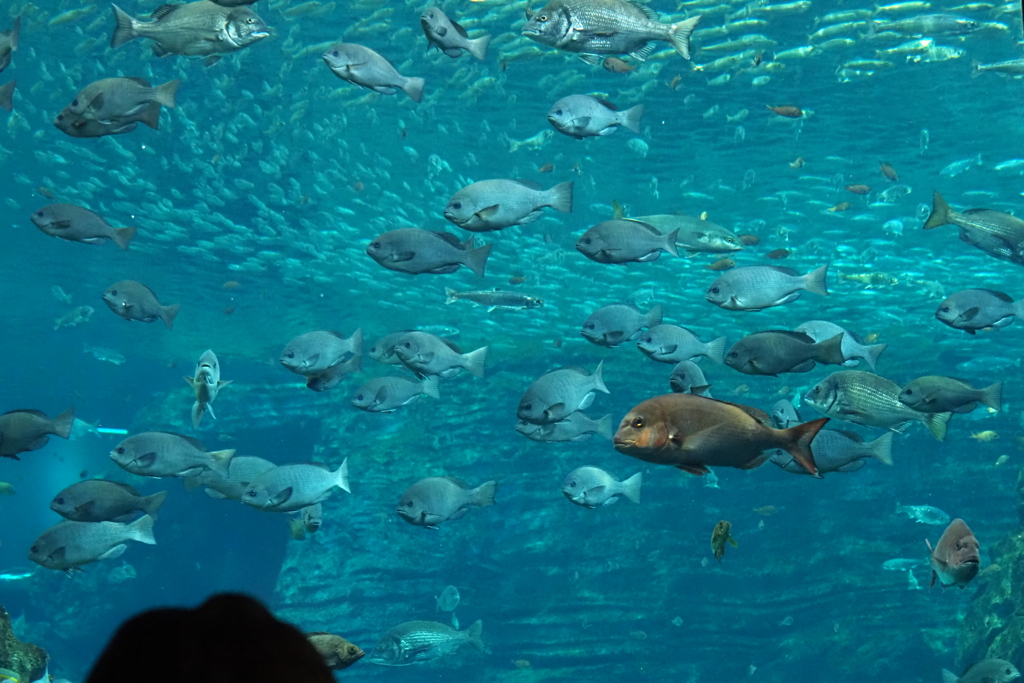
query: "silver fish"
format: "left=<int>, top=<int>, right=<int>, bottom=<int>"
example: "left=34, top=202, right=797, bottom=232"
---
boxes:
left=626, top=214, right=743, bottom=253
left=394, top=331, right=487, bottom=379
left=547, top=95, right=643, bottom=138
left=421, top=7, right=490, bottom=60
left=794, top=320, right=887, bottom=370
left=241, top=461, right=350, bottom=513
left=444, top=180, right=573, bottom=232
left=183, top=455, right=276, bottom=499
left=435, top=585, right=460, bottom=612
left=351, top=376, right=440, bottom=413
left=444, top=287, right=543, bottom=311
left=724, top=330, right=846, bottom=376
left=706, top=265, right=829, bottom=311
left=50, top=481, right=167, bottom=523
left=280, top=329, right=363, bottom=376
left=927, top=518, right=980, bottom=589
left=562, top=466, right=641, bottom=507
left=935, top=288, right=1024, bottom=333
left=110, top=432, right=234, bottom=478
left=899, top=376, right=1002, bottom=414
left=517, top=362, right=609, bottom=424
left=637, top=324, right=726, bottom=364
left=397, top=477, right=497, bottom=528
left=942, top=660, right=1020, bottom=683
left=369, top=620, right=485, bottom=665
left=366, top=229, right=491, bottom=277
left=0, top=408, right=74, bottom=460
left=102, top=280, right=180, bottom=329
left=581, top=303, right=661, bottom=347
left=184, top=349, right=231, bottom=428
left=323, top=43, right=425, bottom=102
left=515, top=411, right=613, bottom=442
left=29, top=515, right=155, bottom=574
left=576, top=219, right=679, bottom=264
left=668, top=361, right=712, bottom=396
left=61, top=77, right=179, bottom=126
left=31, top=203, right=137, bottom=250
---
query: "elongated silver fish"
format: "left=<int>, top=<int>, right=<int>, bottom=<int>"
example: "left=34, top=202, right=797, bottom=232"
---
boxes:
left=444, top=287, right=543, bottom=311
left=369, top=620, right=486, bottom=666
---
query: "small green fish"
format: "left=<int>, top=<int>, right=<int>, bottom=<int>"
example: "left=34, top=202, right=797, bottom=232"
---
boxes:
left=711, top=520, right=737, bottom=562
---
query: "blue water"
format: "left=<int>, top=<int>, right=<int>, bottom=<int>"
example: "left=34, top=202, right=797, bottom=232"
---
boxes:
left=1, top=0, right=1023, bottom=679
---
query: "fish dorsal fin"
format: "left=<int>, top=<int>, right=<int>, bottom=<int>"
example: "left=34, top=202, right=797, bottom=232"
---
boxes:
left=450, top=18, right=469, bottom=38
left=624, top=0, right=660, bottom=19
left=834, top=429, right=864, bottom=443
left=429, top=231, right=465, bottom=248
left=125, top=77, right=152, bottom=88
left=328, top=331, right=346, bottom=340
left=611, top=200, right=626, bottom=219
left=151, top=4, right=181, bottom=20
left=159, top=432, right=206, bottom=450
left=108, top=481, right=143, bottom=496
left=443, top=476, right=470, bottom=488
left=590, top=97, right=618, bottom=111
left=3, top=409, right=49, bottom=419
left=767, top=265, right=801, bottom=276
left=622, top=219, right=661, bottom=235
left=440, top=338, right=462, bottom=353
left=757, top=330, right=816, bottom=343
left=511, top=179, right=543, bottom=191
left=976, top=288, right=1013, bottom=302
left=693, top=395, right=773, bottom=426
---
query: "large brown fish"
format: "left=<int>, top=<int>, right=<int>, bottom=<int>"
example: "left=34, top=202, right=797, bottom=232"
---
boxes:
left=0, top=408, right=75, bottom=459
left=926, top=518, right=980, bottom=589
left=613, top=393, right=826, bottom=476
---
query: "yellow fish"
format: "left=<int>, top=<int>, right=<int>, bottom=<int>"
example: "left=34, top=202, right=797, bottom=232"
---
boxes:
left=971, top=430, right=999, bottom=442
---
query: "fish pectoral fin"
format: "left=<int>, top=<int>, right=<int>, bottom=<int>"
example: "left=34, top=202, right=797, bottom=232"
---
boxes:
left=959, top=306, right=980, bottom=322
left=602, top=495, right=618, bottom=506
left=371, top=385, right=389, bottom=408
left=434, top=25, right=448, bottom=36
left=389, top=250, right=417, bottom=262
left=97, top=544, right=128, bottom=561
left=675, top=464, right=710, bottom=475
left=50, top=219, right=74, bottom=229
left=184, top=375, right=197, bottom=388
left=475, top=205, right=500, bottom=221
left=203, top=55, right=222, bottom=67
left=678, top=423, right=728, bottom=453
left=543, top=404, right=566, bottom=422
left=442, top=47, right=462, bottom=58
left=449, top=508, right=469, bottom=521
left=48, top=546, right=68, bottom=565
left=728, top=536, right=738, bottom=548
left=267, top=487, right=293, bottom=508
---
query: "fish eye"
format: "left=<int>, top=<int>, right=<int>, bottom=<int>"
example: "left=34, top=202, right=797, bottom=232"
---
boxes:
left=371, top=241, right=381, bottom=249
left=286, top=351, right=294, bottom=358
left=555, top=109, right=562, bottom=115
left=356, top=393, right=364, bottom=401
left=403, top=342, right=411, bottom=348
left=405, top=500, right=414, bottom=507
left=539, top=14, right=547, bottom=20
left=30, top=545, right=38, bottom=553
left=904, top=389, right=913, bottom=395
left=940, top=306, right=949, bottom=312
left=247, top=16, right=254, bottom=22
left=810, top=385, right=821, bottom=395
left=115, top=446, right=125, bottom=454
left=631, top=416, right=645, bottom=429
left=332, top=50, right=339, bottom=56
left=569, top=480, right=576, bottom=487
left=452, top=202, right=461, bottom=209
left=110, top=290, right=117, bottom=296
left=727, top=351, right=737, bottom=358
left=584, top=237, right=592, bottom=244
left=55, top=497, right=64, bottom=504
left=584, top=323, right=594, bottom=330
left=347, top=646, right=358, bottom=655
left=523, top=403, right=532, bottom=411
left=710, top=286, right=720, bottom=294
left=72, top=99, right=78, bottom=106
left=246, top=489, right=257, bottom=497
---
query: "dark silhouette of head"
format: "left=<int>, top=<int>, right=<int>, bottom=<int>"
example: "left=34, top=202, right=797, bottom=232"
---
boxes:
left=86, top=593, right=334, bottom=683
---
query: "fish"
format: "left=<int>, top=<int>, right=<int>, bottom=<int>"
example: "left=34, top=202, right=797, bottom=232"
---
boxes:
left=31, top=204, right=137, bottom=250
left=0, top=408, right=75, bottom=460
left=845, top=184, right=871, bottom=194
left=971, top=430, right=998, bottom=442
left=770, top=429, right=894, bottom=475
left=351, top=376, right=440, bottom=413
left=637, top=324, right=727, bottom=364
left=55, top=108, right=156, bottom=138
left=923, top=191, right=1024, bottom=262
left=436, top=586, right=460, bottom=612
left=184, top=350, right=231, bottom=428
left=711, top=520, right=737, bottom=561
left=366, top=229, right=492, bottom=277
left=110, top=432, right=235, bottom=478
left=29, top=515, right=156, bottom=574
left=873, top=13, right=978, bottom=35
left=926, top=518, right=980, bottom=589
left=111, top=1, right=269, bottom=63
left=562, top=466, right=641, bottom=507
left=307, top=633, right=364, bottom=670
left=942, top=660, right=1020, bottom=683
left=369, top=620, right=486, bottom=665
left=794, top=321, right=887, bottom=370
left=517, top=362, right=609, bottom=424
left=612, top=211, right=744, bottom=253
left=613, top=393, right=827, bottom=475
left=581, top=303, right=662, bottom=347
left=897, top=503, right=951, bottom=527
left=420, top=8, right=491, bottom=60
left=829, top=202, right=851, bottom=212
left=183, top=455, right=276, bottom=499
left=879, top=161, right=899, bottom=181
left=83, top=344, right=125, bottom=364
left=102, top=280, right=180, bottom=330
left=0, top=569, right=34, bottom=581
left=369, top=331, right=415, bottom=365
left=602, top=56, right=634, bottom=72
left=547, top=95, right=643, bottom=139
left=707, top=259, right=735, bottom=271
left=59, top=77, right=179, bottom=130
left=668, top=361, right=712, bottom=396
left=280, top=329, right=363, bottom=376
left=898, top=376, right=1002, bottom=414
left=323, top=43, right=425, bottom=102
left=705, top=265, right=829, bottom=311
left=766, top=249, right=790, bottom=259
left=306, top=359, right=361, bottom=393
left=766, top=105, right=803, bottom=118
left=0, top=83, right=11, bottom=115
left=576, top=220, right=679, bottom=264
left=515, top=411, right=614, bottom=442
left=522, top=0, right=701, bottom=62
left=972, top=58, right=1024, bottom=78
left=444, top=288, right=544, bottom=311
left=803, top=371, right=951, bottom=440
left=724, top=331, right=846, bottom=376
left=394, top=331, right=487, bottom=379
left=0, top=16, right=19, bottom=74
left=241, top=461, right=350, bottom=513
left=51, top=285, right=73, bottom=305
left=444, top=179, right=573, bottom=232
left=935, top=289, right=1024, bottom=333
left=50, top=481, right=167, bottom=523
left=397, top=477, right=497, bottom=528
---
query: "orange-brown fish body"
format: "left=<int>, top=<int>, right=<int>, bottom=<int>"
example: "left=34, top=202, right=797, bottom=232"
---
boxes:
left=706, top=258, right=735, bottom=271
left=603, top=57, right=634, bottom=72
left=613, top=393, right=826, bottom=475
left=829, top=202, right=852, bottom=212
left=766, top=248, right=790, bottom=259
left=845, top=184, right=871, bottom=195
left=879, top=161, right=898, bottom=181
left=926, top=518, right=979, bottom=589
left=767, top=104, right=803, bottom=118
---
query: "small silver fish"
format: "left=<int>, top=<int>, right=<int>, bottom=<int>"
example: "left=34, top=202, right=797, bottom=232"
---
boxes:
left=184, top=349, right=231, bottom=428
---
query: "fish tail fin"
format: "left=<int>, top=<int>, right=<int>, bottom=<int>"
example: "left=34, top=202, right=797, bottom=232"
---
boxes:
left=780, top=417, right=828, bottom=476
left=942, top=669, right=959, bottom=683
left=129, top=514, right=157, bottom=545
left=663, top=228, right=680, bottom=257
left=421, top=376, right=441, bottom=399
left=110, top=4, right=139, bottom=48
left=467, top=33, right=491, bottom=60
left=463, top=243, right=492, bottom=277
left=705, top=336, right=727, bottom=364
left=594, top=413, right=614, bottom=441
left=191, top=401, right=205, bottom=429
left=444, top=287, right=459, bottom=304
left=51, top=407, right=75, bottom=439
left=464, top=620, right=487, bottom=652
left=923, top=191, right=951, bottom=229
left=669, top=15, right=701, bottom=60
left=143, top=490, right=168, bottom=515
left=802, top=264, right=829, bottom=296
left=463, top=346, right=488, bottom=378
left=138, top=101, right=162, bottom=130
left=981, top=382, right=1003, bottom=411
left=335, top=457, right=350, bottom=493
left=9, top=16, right=19, bottom=51
left=925, top=412, right=952, bottom=441
left=645, top=304, right=663, bottom=328
left=970, top=59, right=983, bottom=77
left=548, top=181, right=574, bottom=213
left=111, top=225, right=136, bottom=250
left=208, top=449, right=235, bottom=476
left=816, top=333, right=846, bottom=365
left=862, top=342, right=887, bottom=370
left=153, top=79, right=180, bottom=108
left=161, top=303, right=181, bottom=330
left=472, top=481, right=498, bottom=507
left=0, top=80, right=14, bottom=112
left=401, top=77, right=425, bottom=103
left=868, top=432, right=894, bottom=466
left=349, top=327, right=363, bottom=358
left=620, top=471, right=642, bottom=504
left=1014, top=298, right=1024, bottom=320
left=620, top=103, right=644, bottom=133
left=592, top=359, right=610, bottom=394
